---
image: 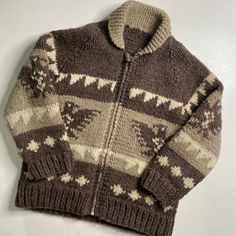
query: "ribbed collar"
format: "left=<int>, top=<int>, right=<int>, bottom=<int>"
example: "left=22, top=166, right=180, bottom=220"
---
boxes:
left=108, top=0, right=171, bottom=56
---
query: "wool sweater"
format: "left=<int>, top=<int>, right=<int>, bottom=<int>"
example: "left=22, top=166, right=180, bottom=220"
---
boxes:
left=4, top=0, right=224, bottom=235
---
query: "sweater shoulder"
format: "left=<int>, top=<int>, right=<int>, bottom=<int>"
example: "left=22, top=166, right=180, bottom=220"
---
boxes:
left=168, top=36, right=211, bottom=80
left=48, top=19, right=109, bottom=48
left=167, top=36, right=224, bottom=103
left=166, top=36, right=217, bottom=98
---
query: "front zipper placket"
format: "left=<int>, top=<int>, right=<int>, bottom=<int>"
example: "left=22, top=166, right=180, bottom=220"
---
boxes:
left=90, top=51, right=138, bottom=216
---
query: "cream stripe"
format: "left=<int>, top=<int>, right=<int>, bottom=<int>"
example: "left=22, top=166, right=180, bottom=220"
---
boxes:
left=129, top=87, right=184, bottom=113
left=66, top=73, right=116, bottom=92
left=70, top=143, right=148, bottom=177
left=168, top=131, right=218, bottom=175
left=5, top=103, right=62, bottom=135
left=184, top=127, right=221, bottom=157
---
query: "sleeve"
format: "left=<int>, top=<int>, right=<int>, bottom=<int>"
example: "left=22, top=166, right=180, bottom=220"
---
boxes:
left=139, top=72, right=224, bottom=207
left=4, top=33, right=75, bottom=180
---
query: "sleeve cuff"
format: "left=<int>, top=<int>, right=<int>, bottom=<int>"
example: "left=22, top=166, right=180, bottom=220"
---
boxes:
left=23, top=150, right=75, bottom=180
left=139, top=168, right=182, bottom=206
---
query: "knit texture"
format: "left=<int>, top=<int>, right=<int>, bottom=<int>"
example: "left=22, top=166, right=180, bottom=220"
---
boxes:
left=4, top=1, right=224, bottom=235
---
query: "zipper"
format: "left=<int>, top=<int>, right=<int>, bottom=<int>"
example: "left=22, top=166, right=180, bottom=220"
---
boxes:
left=90, top=52, right=135, bottom=215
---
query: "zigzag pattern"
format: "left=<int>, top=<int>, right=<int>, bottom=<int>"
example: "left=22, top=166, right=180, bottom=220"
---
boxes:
left=69, top=73, right=116, bottom=92
left=170, top=131, right=217, bottom=175
left=6, top=103, right=61, bottom=130
left=70, top=143, right=148, bottom=176
left=184, top=73, right=218, bottom=115
left=107, top=149, right=147, bottom=176
left=45, top=33, right=217, bottom=118
left=45, top=34, right=117, bottom=93
left=129, top=73, right=217, bottom=116
left=70, top=143, right=103, bottom=163
left=129, top=87, right=185, bottom=114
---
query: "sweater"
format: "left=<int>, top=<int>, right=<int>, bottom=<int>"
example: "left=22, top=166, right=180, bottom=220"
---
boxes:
left=4, top=1, right=224, bottom=235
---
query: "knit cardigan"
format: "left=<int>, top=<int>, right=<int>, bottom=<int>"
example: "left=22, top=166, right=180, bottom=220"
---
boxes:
left=4, top=1, right=224, bottom=235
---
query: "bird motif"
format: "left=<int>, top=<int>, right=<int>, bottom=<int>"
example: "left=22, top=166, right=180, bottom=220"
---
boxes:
left=131, top=120, right=168, bottom=158
left=61, top=101, right=101, bottom=139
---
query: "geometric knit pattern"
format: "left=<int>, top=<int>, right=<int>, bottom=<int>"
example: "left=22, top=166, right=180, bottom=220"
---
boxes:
left=131, top=120, right=168, bottom=158
left=3, top=1, right=224, bottom=236
left=188, top=98, right=222, bottom=138
left=60, top=101, right=101, bottom=139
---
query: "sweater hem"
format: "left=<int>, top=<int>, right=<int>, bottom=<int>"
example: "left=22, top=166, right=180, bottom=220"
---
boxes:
left=15, top=179, right=92, bottom=216
left=94, top=196, right=176, bottom=236
left=15, top=179, right=176, bottom=236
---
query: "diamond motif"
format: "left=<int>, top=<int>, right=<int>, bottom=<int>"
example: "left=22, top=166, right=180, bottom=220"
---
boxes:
left=128, top=190, right=141, bottom=201
left=43, top=136, right=55, bottom=147
left=60, top=173, right=73, bottom=183
left=158, top=155, right=169, bottom=167
left=26, top=139, right=40, bottom=152
left=47, top=176, right=55, bottom=181
left=163, top=205, right=174, bottom=212
left=183, top=177, right=194, bottom=189
left=75, top=175, right=89, bottom=187
left=110, top=184, right=126, bottom=196
left=145, top=196, right=155, bottom=206
left=171, top=166, right=182, bottom=177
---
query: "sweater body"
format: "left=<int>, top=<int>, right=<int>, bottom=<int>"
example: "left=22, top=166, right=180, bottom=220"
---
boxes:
left=4, top=1, right=224, bottom=236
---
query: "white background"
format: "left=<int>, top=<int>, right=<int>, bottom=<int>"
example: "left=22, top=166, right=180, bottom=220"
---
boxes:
left=0, top=0, right=236, bottom=235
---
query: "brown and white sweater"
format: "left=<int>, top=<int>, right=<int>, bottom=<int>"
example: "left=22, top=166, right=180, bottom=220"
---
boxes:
left=4, top=0, right=224, bottom=235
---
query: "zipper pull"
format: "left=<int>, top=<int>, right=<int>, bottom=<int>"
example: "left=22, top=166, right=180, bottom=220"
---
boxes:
left=125, top=52, right=132, bottom=63
left=125, top=52, right=139, bottom=63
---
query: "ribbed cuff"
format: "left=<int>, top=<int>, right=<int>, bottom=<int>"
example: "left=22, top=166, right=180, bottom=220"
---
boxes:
left=23, top=150, right=74, bottom=180
left=140, top=168, right=181, bottom=206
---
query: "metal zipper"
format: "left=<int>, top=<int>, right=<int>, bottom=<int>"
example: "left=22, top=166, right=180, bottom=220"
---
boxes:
left=90, top=52, right=134, bottom=215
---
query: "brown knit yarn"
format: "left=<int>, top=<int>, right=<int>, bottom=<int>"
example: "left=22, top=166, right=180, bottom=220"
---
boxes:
left=4, top=1, right=224, bottom=235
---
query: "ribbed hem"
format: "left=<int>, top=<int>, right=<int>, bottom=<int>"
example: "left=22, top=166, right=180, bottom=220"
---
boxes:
left=15, top=178, right=177, bottom=236
left=24, top=150, right=74, bottom=180
left=140, top=169, right=181, bottom=206
left=95, top=197, right=176, bottom=236
left=15, top=180, right=92, bottom=215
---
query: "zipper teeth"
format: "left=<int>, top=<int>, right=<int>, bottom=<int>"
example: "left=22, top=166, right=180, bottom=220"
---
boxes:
left=90, top=53, right=132, bottom=215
